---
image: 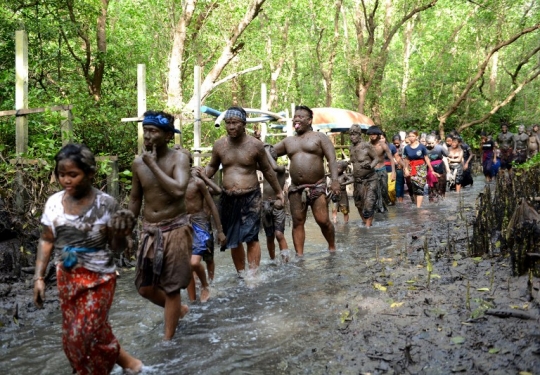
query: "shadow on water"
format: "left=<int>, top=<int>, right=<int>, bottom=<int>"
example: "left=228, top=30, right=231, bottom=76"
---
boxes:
left=0, top=181, right=484, bottom=374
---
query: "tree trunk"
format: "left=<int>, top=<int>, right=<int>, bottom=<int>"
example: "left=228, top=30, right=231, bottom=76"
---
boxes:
left=186, top=0, right=267, bottom=110
left=401, top=16, right=415, bottom=111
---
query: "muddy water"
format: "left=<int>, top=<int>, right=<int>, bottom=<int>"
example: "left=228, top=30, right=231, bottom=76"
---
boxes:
left=0, top=183, right=483, bottom=374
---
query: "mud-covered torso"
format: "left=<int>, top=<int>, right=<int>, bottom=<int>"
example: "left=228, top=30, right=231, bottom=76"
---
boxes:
left=41, top=190, right=118, bottom=273
left=284, top=131, right=327, bottom=185
left=497, top=132, right=514, bottom=150
left=350, top=142, right=376, bottom=179
left=514, top=133, right=529, bottom=150
left=215, top=136, right=262, bottom=193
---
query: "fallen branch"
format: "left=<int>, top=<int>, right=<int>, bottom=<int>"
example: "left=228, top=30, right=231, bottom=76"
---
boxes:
left=485, top=309, right=533, bottom=320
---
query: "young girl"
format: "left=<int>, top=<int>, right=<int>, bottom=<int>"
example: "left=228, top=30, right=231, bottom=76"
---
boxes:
left=403, top=130, right=435, bottom=208
left=33, top=144, right=142, bottom=374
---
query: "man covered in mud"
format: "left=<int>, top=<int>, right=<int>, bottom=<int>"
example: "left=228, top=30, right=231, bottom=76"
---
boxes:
left=527, top=126, right=539, bottom=158
left=368, top=126, right=395, bottom=212
left=513, top=125, right=529, bottom=165
left=204, top=107, right=284, bottom=275
left=349, top=124, right=380, bottom=227
left=262, top=144, right=290, bottom=261
left=272, top=105, right=340, bottom=256
left=496, top=123, right=514, bottom=171
left=129, top=110, right=191, bottom=340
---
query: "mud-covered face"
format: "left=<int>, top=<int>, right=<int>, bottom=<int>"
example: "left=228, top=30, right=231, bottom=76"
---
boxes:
left=445, top=137, right=452, bottom=147
left=420, top=138, right=427, bottom=145
left=224, top=117, right=246, bottom=138
left=501, top=125, right=508, bottom=133
left=518, top=125, right=525, bottom=134
left=57, top=159, right=94, bottom=198
left=143, top=125, right=172, bottom=149
left=349, top=132, right=362, bottom=145
left=369, top=134, right=380, bottom=142
left=451, top=139, right=459, bottom=149
left=426, top=139, right=437, bottom=149
left=393, top=140, right=401, bottom=149
left=293, top=109, right=312, bottom=134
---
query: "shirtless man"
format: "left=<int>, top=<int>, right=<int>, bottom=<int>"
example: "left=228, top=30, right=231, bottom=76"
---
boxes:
left=331, top=160, right=353, bottom=224
left=527, top=127, right=540, bottom=158
left=129, top=110, right=191, bottom=340
left=368, top=127, right=395, bottom=212
left=533, top=124, right=540, bottom=143
left=496, top=123, right=514, bottom=171
left=513, top=125, right=529, bottom=164
left=204, top=107, right=284, bottom=275
left=273, top=105, right=340, bottom=256
left=349, top=124, right=379, bottom=227
left=447, top=136, right=464, bottom=193
left=262, top=144, right=290, bottom=261
left=179, top=151, right=226, bottom=303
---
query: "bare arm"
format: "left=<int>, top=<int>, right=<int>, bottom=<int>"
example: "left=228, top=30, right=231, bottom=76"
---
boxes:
left=320, top=133, right=340, bottom=194
left=367, top=146, right=379, bottom=170
left=143, top=148, right=189, bottom=199
left=384, top=144, right=396, bottom=180
left=204, top=140, right=222, bottom=179
left=424, top=154, right=435, bottom=172
left=257, top=145, right=284, bottom=205
left=198, top=180, right=226, bottom=245
left=272, top=139, right=287, bottom=157
left=195, top=168, right=222, bottom=194
left=33, top=226, right=54, bottom=308
left=128, top=161, right=143, bottom=217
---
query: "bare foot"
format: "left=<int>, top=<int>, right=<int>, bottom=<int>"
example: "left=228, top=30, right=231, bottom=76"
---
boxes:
left=117, top=348, right=143, bottom=374
left=180, top=304, right=189, bottom=319
left=200, top=287, right=210, bottom=303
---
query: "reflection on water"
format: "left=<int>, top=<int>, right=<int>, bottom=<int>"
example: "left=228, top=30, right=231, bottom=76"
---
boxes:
left=0, top=182, right=482, bottom=374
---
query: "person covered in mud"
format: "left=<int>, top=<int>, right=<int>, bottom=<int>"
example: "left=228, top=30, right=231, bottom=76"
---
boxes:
left=349, top=124, right=380, bottom=227
left=513, top=125, right=529, bottom=164
left=129, top=110, right=192, bottom=340
left=403, top=130, right=434, bottom=208
left=533, top=124, right=540, bottom=143
left=480, top=132, right=497, bottom=182
left=177, top=150, right=226, bottom=303
left=261, top=144, right=291, bottom=261
left=527, top=126, right=540, bottom=158
left=33, top=143, right=142, bottom=373
left=204, top=107, right=284, bottom=275
left=368, top=126, right=395, bottom=212
left=425, top=134, right=450, bottom=202
left=331, top=160, right=353, bottom=224
left=447, top=136, right=464, bottom=192
left=272, top=105, right=340, bottom=256
left=496, top=123, right=514, bottom=171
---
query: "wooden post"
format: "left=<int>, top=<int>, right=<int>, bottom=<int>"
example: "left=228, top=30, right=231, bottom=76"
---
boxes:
left=174, top=117, right=182, bottom=147
left=15, top=30, right=28, bottom=155
left=260, top=83, right=268, bottom=142
left=61, top=109, right=73, bottom=145
left=193, top=65, right=201, bottom=166
left=137, top=64, right=146, bottom=155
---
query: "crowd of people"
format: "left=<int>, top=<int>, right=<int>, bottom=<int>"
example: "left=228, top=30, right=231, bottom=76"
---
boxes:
left=31, top=105, right=540, bottom=373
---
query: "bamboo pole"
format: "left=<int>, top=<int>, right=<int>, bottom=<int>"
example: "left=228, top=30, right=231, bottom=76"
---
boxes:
left=15, top=30, right=28, bottom=155
left=137, top=64, right=146, bottom=154
left=194, top=65, right=201, bottom=166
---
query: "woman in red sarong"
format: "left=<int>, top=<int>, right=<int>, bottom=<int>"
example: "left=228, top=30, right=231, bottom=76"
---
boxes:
left=33, top=144, right=142, bottom=374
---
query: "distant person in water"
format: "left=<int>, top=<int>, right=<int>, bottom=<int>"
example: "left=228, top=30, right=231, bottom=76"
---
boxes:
left=513, top=125, right=529, bottom=165
left=527, top=127, right=539, bottom=158
left=331, top=160, right=353, bottom=224
left=262, top=144, right=291, bottom=261
left=33, top=143, right=142, bottom=373
left=272, top=105, right=341, bottom=256
left=447, top=136, right=464, bottom=193
left=480, top=132, right=497, bottom=182
left=496, top=123, right=514, bottom=171
left=403, top=130, right=434, bottom=208
left=204, top=107, right=284, bottom=275
left=349, top=124, right=379, bottom=227
left=178, top=149, right=226, bottom=303
left=129, top=110, right=192, bottom=340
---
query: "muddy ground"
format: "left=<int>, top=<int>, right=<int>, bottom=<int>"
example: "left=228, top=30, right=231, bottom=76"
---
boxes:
left=1, top=198, right=539, bottom=374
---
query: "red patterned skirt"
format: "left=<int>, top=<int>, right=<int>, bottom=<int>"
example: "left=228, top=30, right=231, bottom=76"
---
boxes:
left=57, top=265, right=120, bottom=374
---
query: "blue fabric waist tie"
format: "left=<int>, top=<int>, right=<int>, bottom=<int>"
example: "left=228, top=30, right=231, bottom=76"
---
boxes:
left=62, top=246, right=100, bottom=270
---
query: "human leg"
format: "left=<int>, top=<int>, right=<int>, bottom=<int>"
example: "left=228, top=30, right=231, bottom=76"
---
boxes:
left=266, top=235, right=276, bottom=260
left=231, top=243, right=246, bottom=273
left=289, top=191, right=308, bottom=256
left=191, top=254, right=210, bottom=302
left=246, top=241, right=262, bottom=270
left=163, top=292, right=189, bottom=340
left=312, top=194, right=336, bottom=251
left=117, top=348, right=143, bottom=373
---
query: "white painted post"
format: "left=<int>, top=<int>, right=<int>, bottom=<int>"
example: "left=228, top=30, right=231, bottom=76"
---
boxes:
left=137, top=64, right=146, bottom=154
left=15, top=30, right=28, bottom=155
left=260, top=83, right=268, bottom=142
left=288, top=103, right=295, bottom=137
left=174, top=117, right=182, bottom=147
left=194, top=65, right=201, bottom=166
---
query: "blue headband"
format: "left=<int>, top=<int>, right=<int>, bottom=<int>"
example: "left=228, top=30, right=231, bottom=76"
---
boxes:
left=142, top=114, right=180, bottom=134
left=224, top=108, right=246, bottom=123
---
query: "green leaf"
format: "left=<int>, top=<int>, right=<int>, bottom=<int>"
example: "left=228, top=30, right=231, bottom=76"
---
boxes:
left=488, top=348, right=500, bottom=354
left=477, top=288, right=490, bottom=292
left=451, top=336, right=465, bottom=344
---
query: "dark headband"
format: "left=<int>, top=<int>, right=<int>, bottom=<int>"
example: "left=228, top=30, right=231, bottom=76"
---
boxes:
left=142, top=114, right=180, bottom=134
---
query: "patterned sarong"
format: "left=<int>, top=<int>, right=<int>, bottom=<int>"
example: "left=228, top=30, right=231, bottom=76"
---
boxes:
left=353, top=173, right=378, bottom=219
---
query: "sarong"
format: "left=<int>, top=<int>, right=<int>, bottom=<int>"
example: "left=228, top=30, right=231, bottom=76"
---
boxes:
left=57, top=265, right=119, bottom=375
left=448, top=163, right=463, bottom=188
left=336, top=187, right=349, bottom=215
left=191, top=212, right=211, bottom=257
left=262, top=199, right=286, bottom=237
left=428, top=163, right=446, bottom=201
left=353, top=173, right=378, bottom=219
left=220, top=187, right=262, bottom=249
left=375, top=167, right=389, bottom=212
left=500, top=148, right=513, bottom=170
left=288, top=179, right=327, bottom=208
left=135, top=214, right=192, bottom=294
left=515, top=149, right=527, bottom=164
left=409, top=160, right=427, bottom=196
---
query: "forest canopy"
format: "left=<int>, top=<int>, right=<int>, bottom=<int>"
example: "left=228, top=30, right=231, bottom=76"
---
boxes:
left=0, top=0, right=539, bottom=161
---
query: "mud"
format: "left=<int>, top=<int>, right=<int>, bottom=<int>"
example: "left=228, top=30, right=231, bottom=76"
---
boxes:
left=1, top=181, right=539, bottom=374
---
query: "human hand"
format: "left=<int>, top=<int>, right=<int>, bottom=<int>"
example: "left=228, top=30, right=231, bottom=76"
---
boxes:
left=274, top=192, right=284, bottom=210
left=218, top=232, right=227, bottom=246
left=464, top=163, right=468, bottom=170
left=109, top=209, right=136, bottom=237
left=391, top=172, right=396, bottom=182
left=142, top=144, right=157, bottom=166
left=34, top=279, right=45, bottom=309
left=331, top=180, right=341, bottom=195
left=191, top=166, right=205, bottom=178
